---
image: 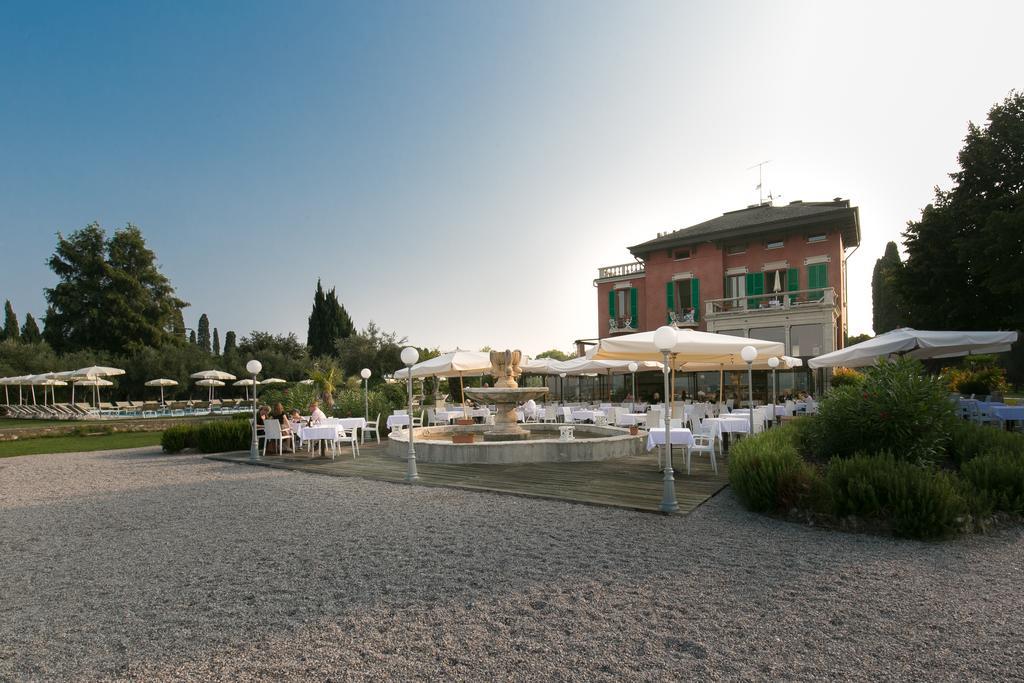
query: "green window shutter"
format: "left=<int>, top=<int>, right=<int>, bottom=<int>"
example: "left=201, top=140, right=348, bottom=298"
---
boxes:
left=608, top=290, right=616, bottom=318
left=629, top=288, right=638, bottom=328
left=666, top=281, right=675, bottom=323
left=690, top=278, right=700, bottom=322
left=787, top=267, right=799, bottom=303
left=808, top=264, right=827, bottom=301
left=746, top=273, right=764, bottom=309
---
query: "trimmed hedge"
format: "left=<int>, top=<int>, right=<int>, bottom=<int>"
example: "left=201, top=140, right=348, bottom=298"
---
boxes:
left=161, top=419, right=250, bottom=454
left=960, top=451, right=1024, bottom=515
left=826, top=453, right=966, bottom=539
left=729, top=426, right=825, bottom=514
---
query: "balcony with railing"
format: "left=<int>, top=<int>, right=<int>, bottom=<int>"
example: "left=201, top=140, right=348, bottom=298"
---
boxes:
left=596, top=261, right=646, bottom=281
left=705, top=287, right=837, bottom=318
left=607, top=315, right=638, bottom=334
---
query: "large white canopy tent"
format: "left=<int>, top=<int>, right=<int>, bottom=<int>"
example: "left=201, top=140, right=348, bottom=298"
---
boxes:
left=588, top=328, right=787, bottom=411
left=809, top=328, right=1019, bottom=369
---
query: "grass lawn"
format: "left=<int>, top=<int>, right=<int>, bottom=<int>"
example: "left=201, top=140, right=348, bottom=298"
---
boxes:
left=0, top=431, right=163, bottom=458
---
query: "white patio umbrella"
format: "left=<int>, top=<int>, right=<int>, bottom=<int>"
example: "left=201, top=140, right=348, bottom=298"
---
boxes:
left=298, top=379, right=315, bottom=385
left=261, top=377, right=287, bottom=384
left=808, top=328, right=1019, bottom=369
left=0, top=376, right=13, bottom=405
left=144, top=378, right=179, bottom=405
left=233, top=378, right=260, bottom=400
left=773, top=270, right=784, bottom=293
left=393, top=349, right=494, bottom=415
left=195, top=378, right=226, bottom=400
left=34, top=377, right=68, bottom=405
left=74, top=377, right=114, bottom=406
left=63, top=366, right=125, bottom=405
left=191, top=369, right=237, bottom=381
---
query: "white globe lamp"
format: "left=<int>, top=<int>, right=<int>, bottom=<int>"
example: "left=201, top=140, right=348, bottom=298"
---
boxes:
left=400, top=347, right=419, bottom=481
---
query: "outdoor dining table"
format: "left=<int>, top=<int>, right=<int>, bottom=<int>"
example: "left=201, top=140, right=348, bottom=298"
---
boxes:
left=435, top=409, right=463, bottom=423
left=386, top=414, right=410, bottom=429
left=704, top=416, right=751, bottom=434
left=572, top=408, right=605, bottom=423
left=616, top=412, right=648, bottom=427
left=993, top=405, right=1024, bottom=430
left=646, top=427, right=696, bottom=470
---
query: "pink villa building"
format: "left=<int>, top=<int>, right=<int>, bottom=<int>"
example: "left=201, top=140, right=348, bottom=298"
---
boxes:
left=592, top=198, right=861, bottom=398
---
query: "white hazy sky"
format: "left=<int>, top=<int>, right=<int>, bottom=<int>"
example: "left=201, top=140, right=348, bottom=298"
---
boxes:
left=1, top=1, right=1021, bottom=356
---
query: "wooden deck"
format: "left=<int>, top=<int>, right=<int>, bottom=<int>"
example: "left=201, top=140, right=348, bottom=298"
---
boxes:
left=207, top=442, right=730, bottom=515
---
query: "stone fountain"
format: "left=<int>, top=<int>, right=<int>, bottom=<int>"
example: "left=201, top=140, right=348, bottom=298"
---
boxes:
left=464, top=349, right=549, bottom=441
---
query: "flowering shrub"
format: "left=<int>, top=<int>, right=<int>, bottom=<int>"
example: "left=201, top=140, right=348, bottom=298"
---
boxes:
left=942, top=364, right=1009, bottom=396
left=829, top=367, right=864, bottom=388
left=804, top=357, right=957, bottom=465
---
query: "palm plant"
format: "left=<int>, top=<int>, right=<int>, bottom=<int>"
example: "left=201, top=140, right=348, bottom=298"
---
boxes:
left=309, top=363, right=340, bottom=409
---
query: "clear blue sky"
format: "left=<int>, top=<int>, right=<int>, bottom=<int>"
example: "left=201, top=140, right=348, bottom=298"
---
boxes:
left=2, top=1, right=1021, bottom=354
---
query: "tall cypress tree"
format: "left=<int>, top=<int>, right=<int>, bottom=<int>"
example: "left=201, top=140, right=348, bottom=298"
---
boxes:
left=223, top=330, right=237, bottom=356
left=21, top=313, right=42, bottom=343
left=197, top=314, right=211, bottom=353
left=307, top=279, right=327, bottom=356
left=2, top=300, right=18, bottom=341
left=871, top=241, right=905, bottom=334
left=189, top=329, right=197, bottom=345
left=212, top=328, right=221, bottom=355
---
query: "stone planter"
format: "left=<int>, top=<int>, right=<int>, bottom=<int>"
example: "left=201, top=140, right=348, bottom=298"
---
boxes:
left=455, top=418, right=474, bottom=426
left=452, top=432, right=475, bottom=444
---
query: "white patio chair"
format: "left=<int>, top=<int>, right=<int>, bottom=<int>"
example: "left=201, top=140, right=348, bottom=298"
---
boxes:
left=562, top=407, right=576, bottom=423
left=670, top=418, right=683, bottom=429
left=644, top=410, right=663, bottom=429
left=330, top=425, right=360, bottom=460
left=542, top=406, right=558, bottom=423
left=261, top=419, right=295, bottom=456
left=362, top=413, right=382, bottom=444
left=686, top=424, right=719, bottom=475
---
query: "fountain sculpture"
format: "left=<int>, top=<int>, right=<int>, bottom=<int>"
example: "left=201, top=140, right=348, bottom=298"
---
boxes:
left=463, top=349, right=549, bottom=441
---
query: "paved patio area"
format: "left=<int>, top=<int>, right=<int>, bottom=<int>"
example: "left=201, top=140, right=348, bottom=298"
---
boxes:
left=207, top=440, right=729, bottom=514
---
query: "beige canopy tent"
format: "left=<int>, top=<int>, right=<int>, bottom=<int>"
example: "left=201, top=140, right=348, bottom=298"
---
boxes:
left=393, top=350, right=494, bottom=415
left=589, top=328, right=786, bottom=415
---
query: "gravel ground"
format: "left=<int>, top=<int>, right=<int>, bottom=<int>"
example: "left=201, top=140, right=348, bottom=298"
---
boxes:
left=2, top=448, right=1022, bottom=681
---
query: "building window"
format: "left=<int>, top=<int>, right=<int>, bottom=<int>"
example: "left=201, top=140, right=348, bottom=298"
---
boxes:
left=791, top=324, right=823, bottom=357
left=608, top=287, right=638, bottom=330
left=750, top=326, right=785, bottom=344
left=726, top=244, right=746, bottom=255
left=765, top=239, right=784, bottom=250
left=807, top=262, right=829, bottom=301
left=672, top=248, right=691, bottom=260
left=725, top=274, right=746, bottom=308
left=807, top=234, right=827, bottom=243
left=666, top=278, right=700, bottom=324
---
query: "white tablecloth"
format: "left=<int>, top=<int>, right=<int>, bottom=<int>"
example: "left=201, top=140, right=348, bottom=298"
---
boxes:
left=993, top=406, right=1024, bottom=421
left=387, top=414, right=410, bottom=429
left=299, top=425, right=344, bottom=442
left=572, top=409, right=605, bottom=422
left=703, top=416, right=750, bottom=434
left=616, top=412, right=648, bottom=427
left=330, top=417, right=367, bottom=431
left=646, top=428, right=695, bottom=451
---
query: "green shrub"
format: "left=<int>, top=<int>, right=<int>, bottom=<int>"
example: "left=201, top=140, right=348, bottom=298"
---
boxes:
left=805, top=357, right=957, bottom=466
left=193, top=420, right=250, bottom=453
left=826, top=453, right=966, bottom=539
left=960, top=451, right=1024, bottom=515
left=161, top=424, right=196, bottom=453
left=332, top=386, right=408, bottom=434
left=256, top=383, right=317, bottom=413
left=729, top=426, right=824, bottom=514
left=948, top=421, right=1024, bottom=466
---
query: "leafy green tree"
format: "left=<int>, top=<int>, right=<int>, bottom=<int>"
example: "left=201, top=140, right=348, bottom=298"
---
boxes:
left=3, top=301, right=18, bottom=341
left=189, top=329, right=197, bottom=345
left=223, top=330, right=237, bottom=356
left=238, top=331, right=310, bottom=380
left=44, top=223, right=188, bottom=353
left=20, top=313, right=42, bottom=344
left=170, top=307, right=186, bottom=340
left=536, top=348, right=571, bottom=361
left=845, top=332, right=873, bottom=347
left=212, top=328, right=220, bottom=356
left=900, top=92, right=1024, bottom=331
left=197, top=314, right=211, bottom=353
left=871, top=241, right=905, bottom=334
left=336, top=321, right=404, bottom=383
left=307, top=279, right=355, bottom=357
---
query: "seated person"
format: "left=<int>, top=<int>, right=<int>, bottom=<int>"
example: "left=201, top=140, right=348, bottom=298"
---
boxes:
left=256, top=405, right=270, bottom=426
left=309, top=400, right=327, bottom=424
left=266, top=403, right=293, bottom=454
left=289, top=408, right=301, bottom=422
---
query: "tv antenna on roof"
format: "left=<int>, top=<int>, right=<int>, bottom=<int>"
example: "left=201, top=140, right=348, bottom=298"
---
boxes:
left=747, top=160, right=771, bottom=204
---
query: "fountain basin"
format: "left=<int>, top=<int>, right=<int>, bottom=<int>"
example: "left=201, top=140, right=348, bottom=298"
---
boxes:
left=387, top=423, right=644, bottom=464
left=463, top=386, right=550, bottom=441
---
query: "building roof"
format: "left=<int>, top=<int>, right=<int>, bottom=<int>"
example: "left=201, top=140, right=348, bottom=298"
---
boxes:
left=628, top=198, right=860, bottom=255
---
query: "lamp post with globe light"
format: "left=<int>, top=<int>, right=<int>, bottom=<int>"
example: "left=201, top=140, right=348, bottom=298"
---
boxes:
left=246, top=359, right=262, bottom=460
left=768, top=356, right=780, bottom=409
left=360, top=368, right=371, bottom=420
left=653, top=325, right=679, bottom=514
left=400, top=347, right=419, bottom=481
left=628, top=362, right=638, bottom=405
left=559, top=372, right=566, bottom=405
left=741, top=345, right=758, bottom=435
